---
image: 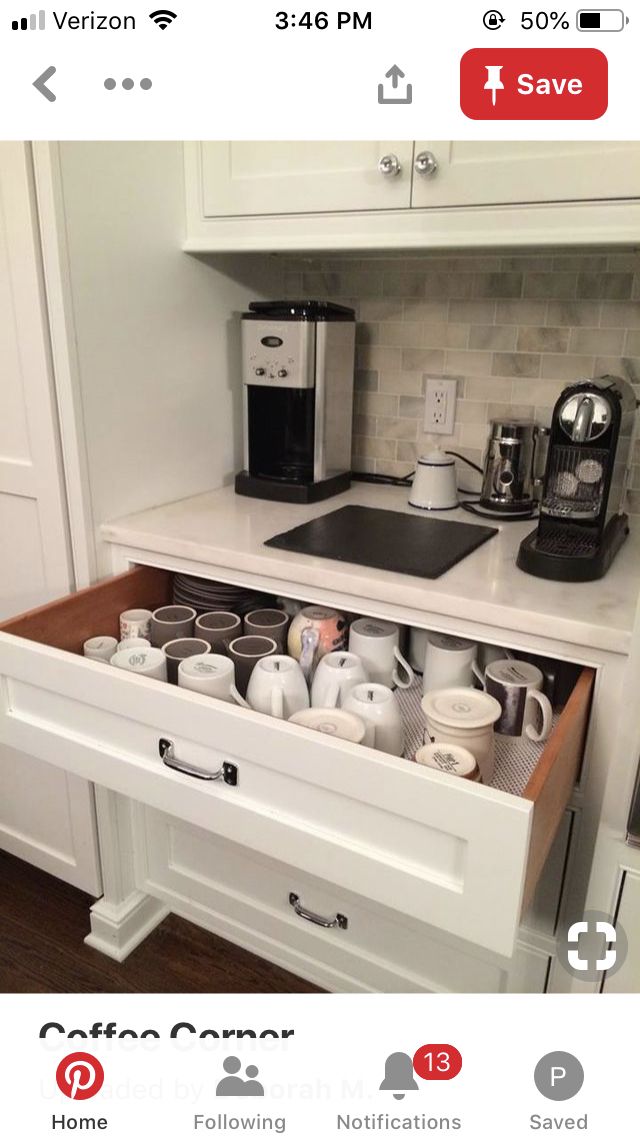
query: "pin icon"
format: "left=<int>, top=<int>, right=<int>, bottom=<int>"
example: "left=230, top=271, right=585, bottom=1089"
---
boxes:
left=56, top=1053, right=104, bottom=1100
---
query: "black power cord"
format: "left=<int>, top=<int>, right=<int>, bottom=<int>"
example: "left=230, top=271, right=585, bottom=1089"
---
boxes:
left=351, top=454, right=538, bottom=521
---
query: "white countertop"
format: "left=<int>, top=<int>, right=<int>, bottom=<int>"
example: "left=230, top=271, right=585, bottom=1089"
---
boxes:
left=101, top=483, right=640, bottom=657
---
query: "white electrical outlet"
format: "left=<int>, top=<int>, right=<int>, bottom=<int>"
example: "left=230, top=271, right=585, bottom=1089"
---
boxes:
left=424, top=377, right=457, bottom=435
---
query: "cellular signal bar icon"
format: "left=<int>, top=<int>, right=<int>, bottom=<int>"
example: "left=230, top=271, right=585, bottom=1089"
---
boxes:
left=12, top=10, right=46, bottom=29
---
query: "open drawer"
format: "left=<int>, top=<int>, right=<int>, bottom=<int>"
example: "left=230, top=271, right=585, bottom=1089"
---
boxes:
left=0, top=565, right=594, bottom=958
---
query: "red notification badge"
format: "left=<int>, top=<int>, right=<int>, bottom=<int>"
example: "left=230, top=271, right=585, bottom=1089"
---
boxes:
left=461, top=48, right=608, bottom=120
left=413, top=1044, right=462, bottom=1081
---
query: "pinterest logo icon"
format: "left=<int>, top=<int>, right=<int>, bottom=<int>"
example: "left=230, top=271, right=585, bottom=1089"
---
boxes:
left=56, top=1053, right=105, bottom=1100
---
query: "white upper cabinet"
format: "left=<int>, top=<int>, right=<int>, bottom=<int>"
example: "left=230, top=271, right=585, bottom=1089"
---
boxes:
left=186, top=140, right=640, bottom=251
left=411, top=141, right=640, bottom=208
left=199, top=142, right=415, bottom=216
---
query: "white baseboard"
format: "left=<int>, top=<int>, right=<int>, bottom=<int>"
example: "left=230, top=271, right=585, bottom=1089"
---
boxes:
left=84, top=890, right=168, bottom=962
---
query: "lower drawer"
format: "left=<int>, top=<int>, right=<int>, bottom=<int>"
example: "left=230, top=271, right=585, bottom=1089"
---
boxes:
left=0, top=564, right=594, bottom=958
left=135, top=805, right=551, bottom=994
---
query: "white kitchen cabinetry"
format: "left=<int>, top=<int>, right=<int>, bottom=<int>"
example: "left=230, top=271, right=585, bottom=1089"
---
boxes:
left=410, top=141, right=640, bottom=208
left=0, top=563, right=593, bottom=987
left=0, top=142, right=100, bottom=895
left=134, top=805, right=552, bottom=993
left=199, top=142, right=415, bottom=216
left=602, top=871, right=640, bottom=994
left=185, top=141, right=640, bottom=251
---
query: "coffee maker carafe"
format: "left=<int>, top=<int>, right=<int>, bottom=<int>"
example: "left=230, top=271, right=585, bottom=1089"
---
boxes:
left=517, top=376, right=638, bottom=581
left=235, top=300, right=356, bottom=503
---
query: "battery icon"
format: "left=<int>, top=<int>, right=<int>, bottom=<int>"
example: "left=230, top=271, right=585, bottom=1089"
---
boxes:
left=577, top=9, right=629, bottom=30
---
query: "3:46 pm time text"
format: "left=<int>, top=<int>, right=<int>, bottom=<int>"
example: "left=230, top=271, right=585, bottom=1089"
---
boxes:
left=275, top=11, right=373, bottom=30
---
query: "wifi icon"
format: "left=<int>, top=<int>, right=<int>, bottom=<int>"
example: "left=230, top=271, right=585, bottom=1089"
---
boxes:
left=149, top=9, right=177, bottom=30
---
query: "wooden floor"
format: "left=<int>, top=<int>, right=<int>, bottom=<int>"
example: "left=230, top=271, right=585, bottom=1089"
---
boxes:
left=0, top=851, right=320, bottom=994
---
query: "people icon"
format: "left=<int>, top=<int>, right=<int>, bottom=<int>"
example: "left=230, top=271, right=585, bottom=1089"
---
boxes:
left=216, top=1056, right=265, bottom=1097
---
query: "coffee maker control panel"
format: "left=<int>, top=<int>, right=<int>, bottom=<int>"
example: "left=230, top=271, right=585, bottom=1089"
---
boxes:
left=242, top=319, right=315, bottom=390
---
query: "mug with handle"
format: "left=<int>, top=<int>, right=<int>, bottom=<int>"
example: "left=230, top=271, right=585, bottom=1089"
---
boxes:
left=178, top=653, right=247, bottom=706
left=227, top=635, right=278, bottom=697
left=311, top=651, right=369, bottom=709
left=422, top=631, right=483, bottom=694
left=348, top=618, right=413, bottom=690
left=246, top=655, right=310, bottom=720
left=483, top=659, right=553, bottom=742
left=342, top=682, right=404, bottom=756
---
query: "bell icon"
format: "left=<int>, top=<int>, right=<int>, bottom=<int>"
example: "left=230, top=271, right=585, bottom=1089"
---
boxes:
left=379, top=1052, right=419, bottom=1100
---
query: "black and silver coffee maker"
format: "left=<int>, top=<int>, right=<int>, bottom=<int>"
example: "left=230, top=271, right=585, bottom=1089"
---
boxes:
left=517, top=376, right=638, bottom=581
left=235, top=300, right=356, bottom=503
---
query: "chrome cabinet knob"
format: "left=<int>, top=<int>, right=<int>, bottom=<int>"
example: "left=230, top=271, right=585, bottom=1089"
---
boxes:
left=277, top=369, right=288, bottom=378
left=414, top=150, right=439, bottom=177
left=378, top=153, right=402, bottom=178
left=254, top=367, right=265, bottom=376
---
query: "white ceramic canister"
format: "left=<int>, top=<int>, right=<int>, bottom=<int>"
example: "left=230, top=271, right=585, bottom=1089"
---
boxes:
left=408, top=449, right=458, bottom=511
left=421, top=686, right=502, bottom=783
left=415, top=742, right=481, bottom=781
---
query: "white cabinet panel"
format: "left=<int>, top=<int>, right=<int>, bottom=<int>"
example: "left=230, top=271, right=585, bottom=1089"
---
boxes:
left=602, top=871, right=640, bottom=994
left=136, top=806, right=550, bottom=994
left=0, top=143, right=71, bottom=606
left=0, top=142, right=98, bottom=894
left=0, top=743, right=100, bottom=894
left=200, top=142, right=414, bottom=216
left=411, top=141, right=640, bottom=208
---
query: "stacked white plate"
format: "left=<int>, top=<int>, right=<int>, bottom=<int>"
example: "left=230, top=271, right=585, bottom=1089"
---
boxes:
left=172, top=573, right=276, bottom=617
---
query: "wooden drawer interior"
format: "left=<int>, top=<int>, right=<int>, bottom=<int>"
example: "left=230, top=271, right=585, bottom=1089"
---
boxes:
left=0, top=566, right=173, bottom=652
left=1, top=563, right=594, bottom=916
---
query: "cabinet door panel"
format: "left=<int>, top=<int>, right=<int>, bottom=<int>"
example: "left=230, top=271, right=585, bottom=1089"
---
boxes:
left=411, top=142, right=640, bottom=208
left=602, top=870, right=640, bottom=994
left=200, top=142, right=414, bottom=216
left=0, top=744, right=101, bottom=894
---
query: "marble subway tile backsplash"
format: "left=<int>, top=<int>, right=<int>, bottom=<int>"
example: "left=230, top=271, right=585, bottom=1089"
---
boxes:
left=283, top=248, right=640, bottom=513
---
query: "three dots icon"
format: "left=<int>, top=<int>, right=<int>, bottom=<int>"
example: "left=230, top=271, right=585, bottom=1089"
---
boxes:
left=104, top=77, right=153, bottom=91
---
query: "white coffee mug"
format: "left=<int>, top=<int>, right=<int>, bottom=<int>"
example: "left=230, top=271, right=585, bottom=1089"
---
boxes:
left=342, top=683, right=404, bottom=756
left=311, top=651, right=369, bottom=709
left=83, top=636, right=118, bottom=663
left=484, top=659, right=553, bottom=742
left=422, top=632, right=483, bottom=694
left=119, top=608, right=153, bottom=641
left=246, top=655, right=310, bottom=720
left=178, top=654, right=247, bottom=706
left=348, top=618, right=413, bottom=690
left=110, top=645, right=167, bottom=682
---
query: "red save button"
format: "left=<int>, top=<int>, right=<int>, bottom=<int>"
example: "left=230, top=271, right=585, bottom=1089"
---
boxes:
left=461, top=48, right=608, bottom=120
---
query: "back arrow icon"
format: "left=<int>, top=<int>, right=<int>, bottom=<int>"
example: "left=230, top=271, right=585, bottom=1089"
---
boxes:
left=33, top=66, right=57, bottom=102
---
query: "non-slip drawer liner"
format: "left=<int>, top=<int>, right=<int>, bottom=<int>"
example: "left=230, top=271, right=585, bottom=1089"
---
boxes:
left=397, top=679, right=556, bottom=797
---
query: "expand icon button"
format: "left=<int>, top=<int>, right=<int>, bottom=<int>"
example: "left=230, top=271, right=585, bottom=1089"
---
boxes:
left=461, top=48, right=608, bottom=119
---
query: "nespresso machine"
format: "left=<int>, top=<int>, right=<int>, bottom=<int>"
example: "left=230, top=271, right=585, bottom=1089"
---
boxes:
left=517, top=376, right=638, bottom=581
left=235, top=300, right=356, bottom=503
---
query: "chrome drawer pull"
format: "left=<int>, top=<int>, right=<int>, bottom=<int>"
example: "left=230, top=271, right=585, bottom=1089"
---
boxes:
left=289, top=892, right=348, bottom=930
left=159, top=738, right=238, bottom=786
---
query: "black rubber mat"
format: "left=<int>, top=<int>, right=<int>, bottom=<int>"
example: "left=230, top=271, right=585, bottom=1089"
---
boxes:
left=265, top=505, right=498, bottom=579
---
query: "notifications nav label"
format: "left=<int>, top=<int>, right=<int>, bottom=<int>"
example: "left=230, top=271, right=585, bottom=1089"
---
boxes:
left=461, top=48, right=608, bottom=119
